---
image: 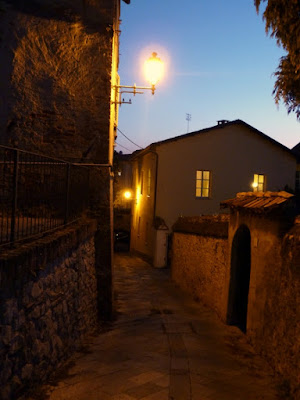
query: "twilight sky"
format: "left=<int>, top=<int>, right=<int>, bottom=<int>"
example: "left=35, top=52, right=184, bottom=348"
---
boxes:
left=116, top=0, right=299, bottom=154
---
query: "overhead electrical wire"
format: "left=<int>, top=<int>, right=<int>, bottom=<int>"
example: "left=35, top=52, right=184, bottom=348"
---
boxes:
left=117, top=128, right=143, bottom=149
left=115, top=141, right=132, bottom=152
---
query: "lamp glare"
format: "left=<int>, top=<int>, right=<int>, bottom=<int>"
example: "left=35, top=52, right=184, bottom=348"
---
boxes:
left=144, top=52, right=164, bottom=86
left=124, top=190, right=132, bottom=200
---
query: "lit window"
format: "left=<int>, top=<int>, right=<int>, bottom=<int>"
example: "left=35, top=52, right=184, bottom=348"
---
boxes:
left=253, top=174, right=266, bottom=192
left=196, top=170, right=211, bottom=198
left=147, top=169, right=151, bottom=197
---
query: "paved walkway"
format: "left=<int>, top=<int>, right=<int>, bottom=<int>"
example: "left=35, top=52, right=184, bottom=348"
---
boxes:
left=31, top=253, right=281, bottom=400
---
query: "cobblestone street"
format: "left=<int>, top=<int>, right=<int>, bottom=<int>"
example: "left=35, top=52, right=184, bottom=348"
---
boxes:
left=29, top=253, right=282, bottom=400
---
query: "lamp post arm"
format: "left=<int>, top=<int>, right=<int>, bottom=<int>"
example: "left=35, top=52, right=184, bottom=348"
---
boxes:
left=120, top=90, right=144, bottom=96
left=112, top=83, right=156, bottom=105
left=115, top=84, right=155, bottom=93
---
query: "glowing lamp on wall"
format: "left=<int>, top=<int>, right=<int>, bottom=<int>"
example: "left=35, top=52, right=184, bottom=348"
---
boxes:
left=144, top=52, right=164, bottom=94
left=123, top=190, right=133, bottom=200
left=112, top=52, right=164, bottom=104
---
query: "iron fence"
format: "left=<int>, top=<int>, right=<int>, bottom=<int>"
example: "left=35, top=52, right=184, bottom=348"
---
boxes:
left=0, top=145, right=90, bottom=246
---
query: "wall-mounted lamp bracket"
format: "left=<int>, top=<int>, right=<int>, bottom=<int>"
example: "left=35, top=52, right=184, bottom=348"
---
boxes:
left=112, top=83, right=155, bottom=105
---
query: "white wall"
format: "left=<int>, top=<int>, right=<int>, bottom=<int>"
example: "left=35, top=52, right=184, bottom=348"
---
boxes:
left=130, top=151, right=157, bottom=259
left=155, top=124, right=296, bottom=230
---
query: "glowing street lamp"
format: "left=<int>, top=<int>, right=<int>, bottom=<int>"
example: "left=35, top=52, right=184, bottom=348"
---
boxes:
left=143, top=52, right=164, bottom=94
left=123, top=190, right=132, bottom=200
left=112, top=52, right=164, bottom=105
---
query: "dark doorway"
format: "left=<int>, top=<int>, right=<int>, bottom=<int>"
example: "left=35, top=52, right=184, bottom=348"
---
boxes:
left=227, top=224, right=251, bottom=333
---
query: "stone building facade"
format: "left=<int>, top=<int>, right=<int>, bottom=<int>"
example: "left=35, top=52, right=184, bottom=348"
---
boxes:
left=0, top=0, right=131, bottom=318
left=0, top=0, right=123, bottom=164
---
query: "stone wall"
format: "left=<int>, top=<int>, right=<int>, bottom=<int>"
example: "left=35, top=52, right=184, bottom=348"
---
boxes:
left=226, top=213, right=300, bottom=398
left=0, top=0, right=116, bottom=162
left=171, top=214, right=300, bottom=398
left=0, top=218, right=98, bottom=400
left=171, top=215, right=229, bottom=318
left=259, top=223, right=299, bottom=397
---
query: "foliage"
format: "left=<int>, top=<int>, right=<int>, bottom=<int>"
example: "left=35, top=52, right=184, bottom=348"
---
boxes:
left=0, top=1, right=6, bottom=11
left=255, top=0, right=300, bottom=119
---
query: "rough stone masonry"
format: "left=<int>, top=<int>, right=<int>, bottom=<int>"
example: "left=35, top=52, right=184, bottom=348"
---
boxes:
left=0, top=220, right=98, bottom=400
left=0, top=0, right=121, bottom=334
left=0, top=0, right=115, bottom=162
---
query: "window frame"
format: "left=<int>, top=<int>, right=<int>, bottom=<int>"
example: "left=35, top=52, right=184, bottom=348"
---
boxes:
left=253, top=173, right=266, bottom=192
left=195, top=170, right=211, bottom=199
left=147, top=168, right=151, bottom=197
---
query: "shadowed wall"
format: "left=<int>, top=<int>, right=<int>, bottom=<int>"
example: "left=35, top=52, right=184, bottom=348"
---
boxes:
left=0, top=0, right=117, bottom=162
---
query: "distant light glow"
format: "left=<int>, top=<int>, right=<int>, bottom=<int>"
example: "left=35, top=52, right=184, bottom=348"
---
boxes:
left=144, top=52, right=164, bottom=86
left=252, top=182, right=258, bottom=188
left=124, top=190, right=132, bottom=199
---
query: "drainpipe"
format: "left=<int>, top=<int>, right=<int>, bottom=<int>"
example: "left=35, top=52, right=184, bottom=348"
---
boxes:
left=147, top=147, right=170, bottom=268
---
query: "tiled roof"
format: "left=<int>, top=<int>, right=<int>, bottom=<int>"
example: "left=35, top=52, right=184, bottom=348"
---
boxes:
left=220, top=191, right=294, bottom=213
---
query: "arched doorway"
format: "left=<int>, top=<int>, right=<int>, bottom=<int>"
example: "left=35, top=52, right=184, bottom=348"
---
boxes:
left=227, top=224, right=251, bottom=333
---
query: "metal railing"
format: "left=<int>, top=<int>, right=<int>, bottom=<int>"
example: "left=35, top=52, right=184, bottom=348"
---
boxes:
left=0, top=145, right=90, bottom=246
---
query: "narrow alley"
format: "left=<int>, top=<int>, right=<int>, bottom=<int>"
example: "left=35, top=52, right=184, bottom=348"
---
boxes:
left=29, top=253, right=282, bottom=400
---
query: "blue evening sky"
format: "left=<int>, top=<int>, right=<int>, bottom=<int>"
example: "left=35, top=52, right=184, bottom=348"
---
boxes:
left=116, top=0, right=299, bottom=153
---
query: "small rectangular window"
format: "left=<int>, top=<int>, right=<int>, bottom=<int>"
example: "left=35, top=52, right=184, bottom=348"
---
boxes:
left=253, top=174, right=266, bottom=192
left=147, top=169, right=151, bottom=197
left=140, top=171, right=144, bottom=195
left=196, top=170, right=211, bottom=198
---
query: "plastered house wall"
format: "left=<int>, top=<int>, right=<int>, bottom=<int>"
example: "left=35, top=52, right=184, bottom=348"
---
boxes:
left=156, top=123, right=296, bottom=231
left=130, top=121, right=296, bottom=264
left=130, top=151, right=157, bottom=259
